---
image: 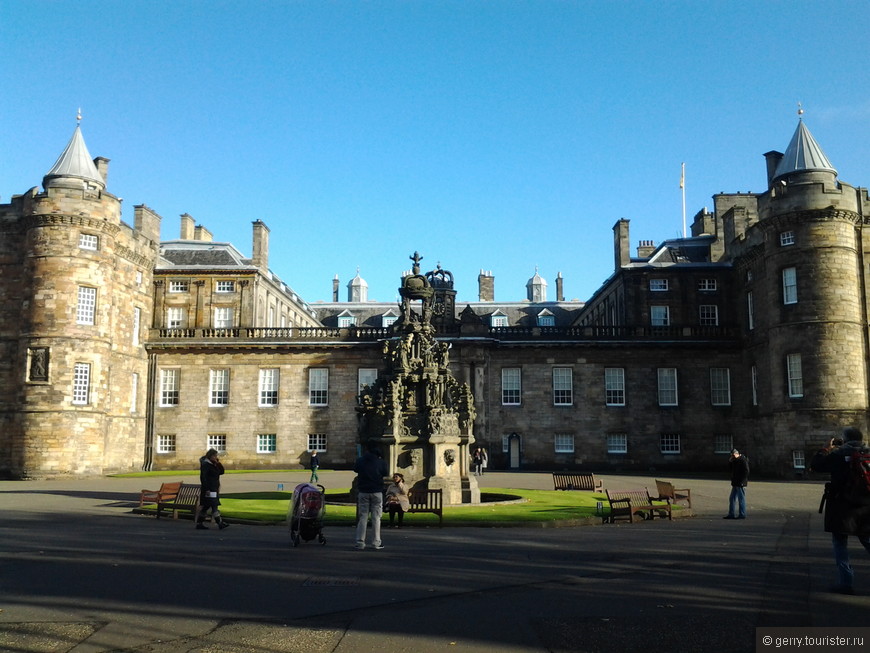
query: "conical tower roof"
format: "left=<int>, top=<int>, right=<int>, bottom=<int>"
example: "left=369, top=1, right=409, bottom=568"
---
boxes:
left=43, top=124, right=105, bottom=190
left=773, top=119, right=837, bottom=181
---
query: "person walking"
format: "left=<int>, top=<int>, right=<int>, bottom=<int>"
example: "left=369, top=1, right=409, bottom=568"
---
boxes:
left=811, top=427, right=870, bottom=594
left=196, top=448, right=229, bottom=530
left=724, top=448, right=749, bottom=519
left=472, top=448, right=483, bottom=476
left=309, top=450, right=320, bottom=483
left=354, top=441, right=388, bottom=550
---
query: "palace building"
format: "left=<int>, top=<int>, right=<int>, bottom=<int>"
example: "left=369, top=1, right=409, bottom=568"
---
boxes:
left=2, top=117, right=868, bottom=479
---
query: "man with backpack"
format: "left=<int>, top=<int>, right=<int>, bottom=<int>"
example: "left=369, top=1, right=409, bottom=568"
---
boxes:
left=811, top=426, right=870, bottom=594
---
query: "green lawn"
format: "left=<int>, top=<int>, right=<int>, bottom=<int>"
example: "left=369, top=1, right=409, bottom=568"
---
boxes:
left=200, top=488, right=655, bottom=525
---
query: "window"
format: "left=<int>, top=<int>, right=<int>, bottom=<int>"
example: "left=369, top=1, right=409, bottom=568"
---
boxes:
left=607, top=433, right=627, bottom=454
left=714, top=434, right=733, bottom=454
left=782, top=267, right=797, bottom=305
left=710, top=368, right=731, bottom=406
left=76, top=286, right=97, bottom=325
left=133, top=307, right=141, bottom=346
left=779, top=230, right=795, bottom=246
left=159, top=369, right=179, bottom=406
left=787, top=353, right=803, bottom=398
left=698, top=278, right=717, bottom=291
left=747, top=292, right=754, bottom=331
left=605, top=368, right=625, bottom=405
left=268, top=306, right=275, bottom=327
left=338, top=314, right=356, bottom=328
left=660, top=433, right=681, bottom=454
left=502, top=434, right=511, bottom=453
left=699, top=305, right=719, bottom=326
left=166, top=307, right=185, bottom=329
left=72, top=362, right=91, bottom=405
left=552, top=368, right=573, bottom=406
left=792, top=449, right=806, bottom=469
left=651, top=305, right=670, bottom=326
left=657, top=368, right=678, bottom=406
left=257, top=434, right=277, bottom=454
left=501, top=368, right=521, bottom=405
left=649, top=279, right=668, bottom=291
left=491, top=313, right=508, bottom=327
left=216, top=280, right=235, bottom=293
left=554, top=433, right=574, bottom=453
left=156, top=434, right=176, bottom=454
left=213, top=307, right=234, bottom=328
left=169, top=280, right=189, bottom=293
left=358, top=368, right=378, bottom=396
left=751, top=365, right=758, bottom=406
left=208, top=434, right=227, bottom=453
left=209, top=369, right=230, bottom=406
left=538, top=312, right=555, bottom=327
left=309, top=368, right=328, bottom=406
left=382, top=314, right=398, bottom=328
left=136, top=270, right=143, bottom=285
left=259, top=368, right=279, bottom=406
left=308, top=433, right=327, bottom=452
left=79, top=233, right=99, bottom=250
left=131, top=373, right=138, bottom=413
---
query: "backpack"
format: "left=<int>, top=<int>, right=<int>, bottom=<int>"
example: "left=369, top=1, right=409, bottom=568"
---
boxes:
left=844, top=446, right=870, bottom=504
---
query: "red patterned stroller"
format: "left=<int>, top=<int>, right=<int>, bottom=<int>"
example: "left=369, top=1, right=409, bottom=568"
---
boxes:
left=288, top=483, right=326, bottom=547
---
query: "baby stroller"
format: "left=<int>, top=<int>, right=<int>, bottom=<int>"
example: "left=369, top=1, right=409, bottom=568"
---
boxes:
left=288, top=482, right=326, bottom=547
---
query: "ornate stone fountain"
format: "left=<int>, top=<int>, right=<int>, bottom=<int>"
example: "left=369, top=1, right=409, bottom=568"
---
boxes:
left=357, top=252, right=479, bottom=504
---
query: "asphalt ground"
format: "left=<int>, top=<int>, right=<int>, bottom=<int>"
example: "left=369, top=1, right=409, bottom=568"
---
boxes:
left=2, top=470, right=869, bottom=653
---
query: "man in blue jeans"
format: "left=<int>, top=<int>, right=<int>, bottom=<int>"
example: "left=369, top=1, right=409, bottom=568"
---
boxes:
left=811, top=427, right=870, bottom=594
left=724, top=448, right=749, bottom=519
left=354, top=441, right=388, bottom=550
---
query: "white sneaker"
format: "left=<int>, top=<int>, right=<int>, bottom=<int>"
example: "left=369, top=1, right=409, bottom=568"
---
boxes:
left=373, top=543, right=384, bottom=550
left=354, top=543, right=365, bottom=550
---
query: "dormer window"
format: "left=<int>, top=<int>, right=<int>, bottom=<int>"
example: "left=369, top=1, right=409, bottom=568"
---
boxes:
left=337, top=310, right=356, bottom=328
left=649, top=279, right=668, bottom=292
left=779, top=231, right=795, bottom=246
left=491, top=311, right=509, bottom=327
left=381, top=313, right=398, bottom=328
left=537, top=310, right=555, bottom=327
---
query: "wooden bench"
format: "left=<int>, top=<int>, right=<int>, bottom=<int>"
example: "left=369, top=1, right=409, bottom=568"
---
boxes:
left=406, top=488, right=444, bottom=526
left=139, top=481, right=182, bottom=507
left=155, top=483, right=202, bottom=519
left=553, top=472, right=603, bottom=493
left=655, top=479, right=692, bottom=509
left=605, top=488, right=672, bottom=523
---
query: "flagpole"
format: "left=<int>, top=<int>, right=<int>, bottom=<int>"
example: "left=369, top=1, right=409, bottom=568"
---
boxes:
left=680, top=162, right=686, bottom=238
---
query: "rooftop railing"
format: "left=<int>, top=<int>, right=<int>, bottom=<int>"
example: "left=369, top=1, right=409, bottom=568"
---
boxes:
left=150, top=324, right=738, bottom=343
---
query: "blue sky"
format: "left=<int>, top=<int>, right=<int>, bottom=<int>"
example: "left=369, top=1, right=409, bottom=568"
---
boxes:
left=2, top=1, right=869, bottom=305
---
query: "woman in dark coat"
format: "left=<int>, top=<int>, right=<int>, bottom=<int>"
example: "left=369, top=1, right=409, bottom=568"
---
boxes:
left=196, top=448, right=229, bottom=530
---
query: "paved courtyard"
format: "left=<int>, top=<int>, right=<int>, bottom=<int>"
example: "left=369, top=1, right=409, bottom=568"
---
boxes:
left=2, top=470, right=869, bottom=652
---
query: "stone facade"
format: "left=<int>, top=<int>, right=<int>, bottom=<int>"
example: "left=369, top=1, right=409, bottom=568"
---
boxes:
left=2, top=118, right=869, bottom=480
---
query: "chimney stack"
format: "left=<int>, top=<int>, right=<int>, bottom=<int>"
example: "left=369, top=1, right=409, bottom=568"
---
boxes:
left=478, top=270, right=494, bottom=302
left=613, top=219, right=630, bottom=269
left=556, top=272, right=564, bottom=302
left=180, top=213, right=195, bottom=240
left=251, top=220, right=270, bottom=272
left=333, top=275, right=340, bottom=302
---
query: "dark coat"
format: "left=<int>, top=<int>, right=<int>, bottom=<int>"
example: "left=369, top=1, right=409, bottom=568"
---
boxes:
left=199, top=456, right=225, bottom=502
left=354, top=450, right=388, bottom=493
left=811, top=441, right=870, bottom=536
left=729, top=455, right=750, bottom=487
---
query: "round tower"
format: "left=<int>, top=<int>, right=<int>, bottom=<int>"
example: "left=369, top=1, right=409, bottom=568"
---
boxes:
left=3, top=121, right=158, bottom=477
left=755, top=118, right=868, bottom=467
